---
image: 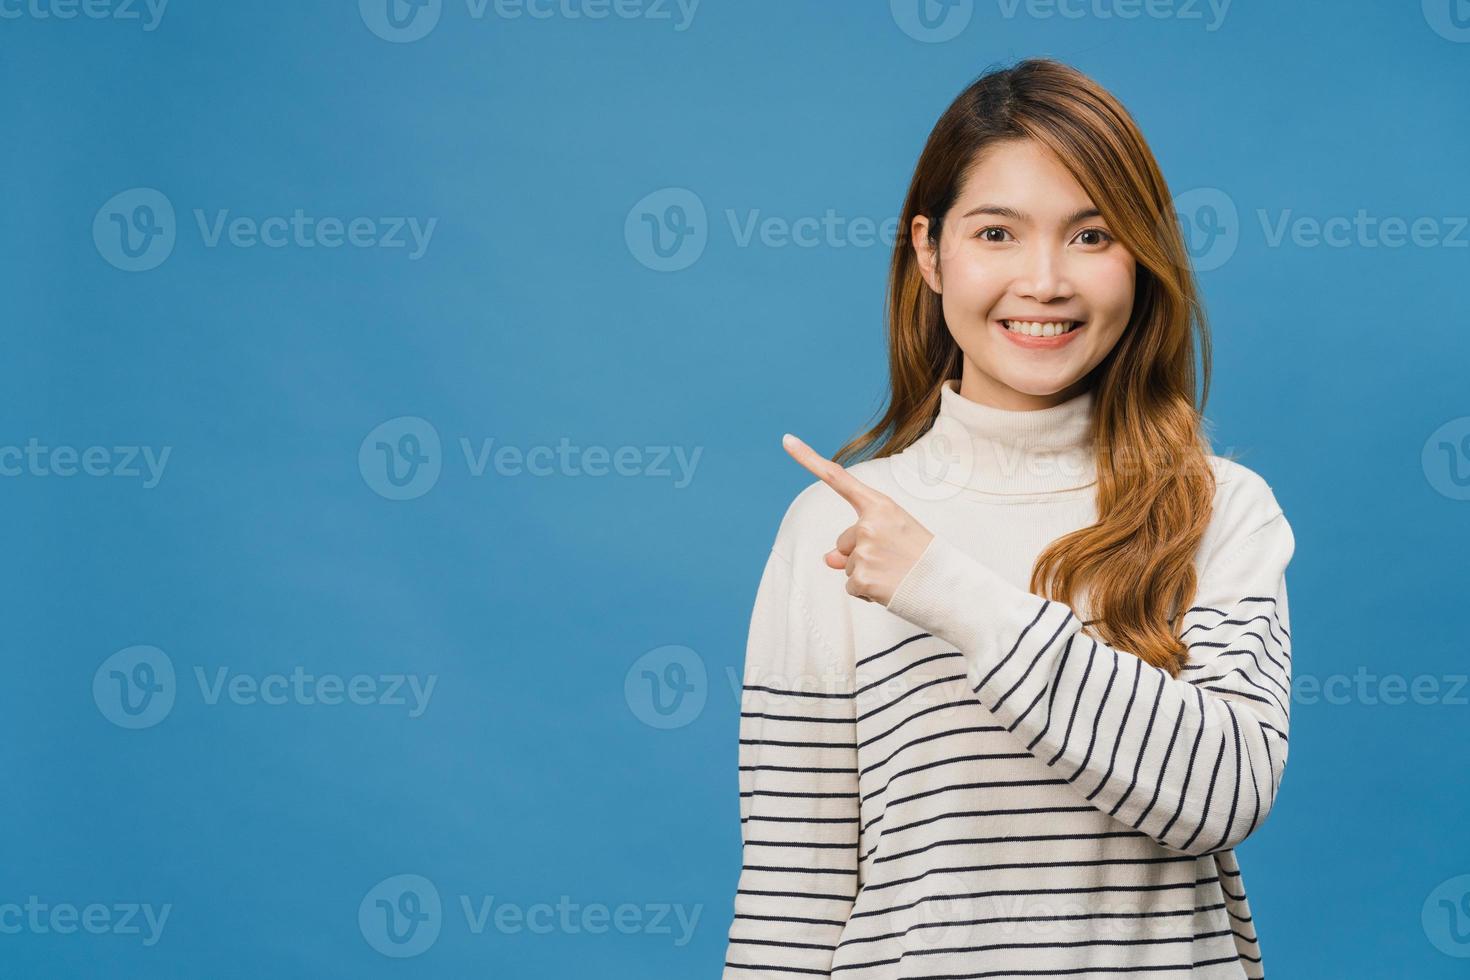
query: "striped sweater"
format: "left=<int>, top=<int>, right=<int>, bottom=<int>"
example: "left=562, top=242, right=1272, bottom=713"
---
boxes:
left=723, top=379, right=1295, bottom=979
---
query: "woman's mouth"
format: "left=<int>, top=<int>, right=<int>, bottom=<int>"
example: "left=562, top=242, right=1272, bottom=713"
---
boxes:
left=997, top=318, right=1086, bottom=348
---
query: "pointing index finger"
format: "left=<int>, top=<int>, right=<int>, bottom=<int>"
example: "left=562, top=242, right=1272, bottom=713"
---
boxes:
left=782, top=433, right=878, bottom=511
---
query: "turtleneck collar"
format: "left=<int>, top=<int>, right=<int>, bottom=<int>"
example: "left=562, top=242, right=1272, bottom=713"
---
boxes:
left=901, top=378, right=1098, bottom=495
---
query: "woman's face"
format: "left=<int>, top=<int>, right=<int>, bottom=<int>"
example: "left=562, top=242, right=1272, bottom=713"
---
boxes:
left=912, top=138, right=1137, bottom=411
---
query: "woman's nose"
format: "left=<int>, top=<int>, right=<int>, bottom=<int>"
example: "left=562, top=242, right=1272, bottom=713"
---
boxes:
left=1014, top=246, right=1073, bottom=300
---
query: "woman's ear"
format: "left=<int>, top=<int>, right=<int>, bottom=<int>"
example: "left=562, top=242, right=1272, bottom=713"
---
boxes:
left=910, top=214, right=941, bottom=294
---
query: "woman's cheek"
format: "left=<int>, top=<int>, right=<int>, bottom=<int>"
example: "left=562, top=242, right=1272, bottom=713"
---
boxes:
left=948, top=263, right=1007, bottom=312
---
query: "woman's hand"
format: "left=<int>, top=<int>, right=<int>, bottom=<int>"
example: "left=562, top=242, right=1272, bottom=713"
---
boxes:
left=782, top=433, right=935, bottom=605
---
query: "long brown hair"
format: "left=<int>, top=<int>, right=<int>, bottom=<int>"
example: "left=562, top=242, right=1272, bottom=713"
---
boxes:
left=834, top=58, right=1224, bottom=677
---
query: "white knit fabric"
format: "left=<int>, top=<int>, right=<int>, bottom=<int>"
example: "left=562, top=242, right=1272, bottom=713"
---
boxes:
left=723, top=379, right=1294, bottom=979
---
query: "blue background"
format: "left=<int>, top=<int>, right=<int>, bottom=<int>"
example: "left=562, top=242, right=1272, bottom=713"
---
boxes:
left=3, top=1, right=1469, bottom=976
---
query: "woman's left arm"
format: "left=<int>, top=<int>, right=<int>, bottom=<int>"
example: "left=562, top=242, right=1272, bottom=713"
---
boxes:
left=884, top=509, right=1295, bottom=857
left=780, top=432, right=1295, bottom=859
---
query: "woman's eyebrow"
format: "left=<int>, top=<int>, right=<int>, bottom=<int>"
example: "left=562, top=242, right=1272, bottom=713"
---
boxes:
left=960, top=204, right=1103, bottom=225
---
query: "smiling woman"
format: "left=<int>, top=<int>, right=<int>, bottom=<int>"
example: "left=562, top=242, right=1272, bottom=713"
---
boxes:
left=910, top=138, right=1139, bottom=404
left=722, top=58, right=1295, bottom=979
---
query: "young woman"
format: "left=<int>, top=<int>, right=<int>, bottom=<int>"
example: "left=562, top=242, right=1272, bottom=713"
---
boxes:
left=723, top=59, right=1294, bottom=979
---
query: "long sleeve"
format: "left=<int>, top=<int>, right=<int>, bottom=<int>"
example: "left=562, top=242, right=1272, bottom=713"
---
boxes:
left=884, top=508, right=1295, bottom=858
left=723, top=547, right=859, bottom=978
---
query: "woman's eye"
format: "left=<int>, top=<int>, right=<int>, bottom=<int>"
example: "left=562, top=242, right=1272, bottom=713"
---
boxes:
left=1075, top=227, right=1113, bottom=246
left=977, top=226, right=1012, bottom=243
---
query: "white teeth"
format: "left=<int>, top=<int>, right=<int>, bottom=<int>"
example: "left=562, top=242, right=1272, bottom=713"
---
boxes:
left=1003, top=320, right=1080, bottom=337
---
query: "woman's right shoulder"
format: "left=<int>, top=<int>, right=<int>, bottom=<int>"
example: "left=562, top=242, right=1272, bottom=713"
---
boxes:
left=767, top=456, right=897, bottom=567
left=768, top=479, right=850, bottom=567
